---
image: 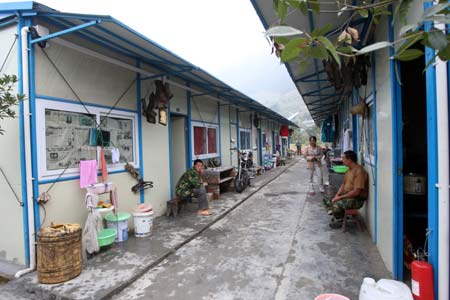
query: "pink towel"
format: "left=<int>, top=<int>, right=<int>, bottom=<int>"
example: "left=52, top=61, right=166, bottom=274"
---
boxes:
left=80, top=160, right=97, bottom=188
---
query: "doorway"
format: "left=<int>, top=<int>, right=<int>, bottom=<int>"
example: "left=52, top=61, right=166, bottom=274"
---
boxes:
left=399, top=44, right=428, bottom=282
left=170, top=115, right=187, bottom=196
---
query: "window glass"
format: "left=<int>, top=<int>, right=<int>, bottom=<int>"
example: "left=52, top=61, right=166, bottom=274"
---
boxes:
left=45, top=109, right=97, bottom=170
left=194, top=126, right=206, bottom=155
left=240, top=130, right=251, bottom=150
left=207, top=128, right=217, bottom=154
left=100, top=116, right=134, bottom=164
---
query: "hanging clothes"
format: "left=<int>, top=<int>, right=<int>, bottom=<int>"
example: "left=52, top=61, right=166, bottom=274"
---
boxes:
left=321, top=115, right=335, bottom=143
left=343, top=128, right=352, bottom=152
left=79, top=160, right=97, bottom=188
left=111, top=148, right=120, bottom=164
left=99, top=148, right=108, bottom=182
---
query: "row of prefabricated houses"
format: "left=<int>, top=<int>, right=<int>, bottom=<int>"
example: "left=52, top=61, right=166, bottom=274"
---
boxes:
left=251, top=0, right=450, bottom=299
left=0, top=2, right=296, bottom=274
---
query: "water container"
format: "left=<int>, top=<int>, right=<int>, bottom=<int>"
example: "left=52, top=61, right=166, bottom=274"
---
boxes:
left=359, top=277, right=413, bottom=300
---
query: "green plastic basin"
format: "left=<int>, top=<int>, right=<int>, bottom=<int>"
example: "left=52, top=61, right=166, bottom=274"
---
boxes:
left=97, top=228, right=116, bottom=247
left=104, top=212, right=131, bottom=222
left=333, top=165, right=349, bottom=173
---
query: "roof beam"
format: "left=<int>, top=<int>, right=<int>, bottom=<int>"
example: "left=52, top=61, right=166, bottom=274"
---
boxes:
left=31, top=20, right=101, bottom=45
left=302, top=85, right=335, bottom=96
left=294, top=69, right=325, bottom=83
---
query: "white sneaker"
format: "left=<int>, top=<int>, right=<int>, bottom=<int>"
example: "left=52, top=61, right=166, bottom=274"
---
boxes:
left=319, top=186, right=325, bottom=193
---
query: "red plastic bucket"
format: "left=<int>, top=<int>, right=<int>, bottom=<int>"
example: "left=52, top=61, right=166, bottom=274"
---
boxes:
left=314, top=294, right=350, bottom=300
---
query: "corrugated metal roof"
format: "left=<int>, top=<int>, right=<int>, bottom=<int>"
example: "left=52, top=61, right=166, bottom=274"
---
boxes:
left=0, top=1, right=298, bottom=128
left=250, top=0, right=370, bottom=125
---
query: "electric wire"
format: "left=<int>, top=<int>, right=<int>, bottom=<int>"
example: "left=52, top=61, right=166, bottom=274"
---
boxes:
left=0, top=35, right=17, bottom=74
left=0, top=167, right=23, bottom=206
left=38, top=47, right=137, bottom=198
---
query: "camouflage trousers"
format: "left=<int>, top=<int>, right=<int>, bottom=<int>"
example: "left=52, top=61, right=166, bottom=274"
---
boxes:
left=323, top=194, right=365, bottom=219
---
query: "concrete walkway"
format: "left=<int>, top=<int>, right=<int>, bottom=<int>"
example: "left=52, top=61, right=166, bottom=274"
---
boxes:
left=0, top=158, right=390, bottom=300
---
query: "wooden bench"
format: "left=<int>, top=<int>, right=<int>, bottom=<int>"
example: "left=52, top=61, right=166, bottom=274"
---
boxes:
left=203, top=166, right=236, bottom=199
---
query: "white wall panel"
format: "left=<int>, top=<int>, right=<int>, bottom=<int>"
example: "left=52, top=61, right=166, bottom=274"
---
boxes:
left=169, top=86, right=187, bottom=115
left=0, top=24, right=25, bottom=265
left=190, top=97, right=218, bottom=124
left=374, top=18, right=394, bottom=273
left=34, top=43, right=136, bottom=110
left=220, top=105, right=231, bottom=166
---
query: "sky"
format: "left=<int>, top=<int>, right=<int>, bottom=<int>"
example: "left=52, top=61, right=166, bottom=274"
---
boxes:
left=4, top=0, right=302, bottom=112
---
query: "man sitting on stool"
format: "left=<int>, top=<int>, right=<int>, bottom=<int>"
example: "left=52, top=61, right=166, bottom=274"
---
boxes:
left=324, top=150, right=368, bottom=228
left=175, top=159, right=211, bottom=216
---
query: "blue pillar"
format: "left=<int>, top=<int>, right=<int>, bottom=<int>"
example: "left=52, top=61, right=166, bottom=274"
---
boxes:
left=136, top=60, right=144, bottom=204
left=186, top=84, right=192, bottom=168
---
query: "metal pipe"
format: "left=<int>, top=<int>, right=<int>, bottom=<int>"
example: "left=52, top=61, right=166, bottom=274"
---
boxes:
left=15, top=26, right=35, bottom=278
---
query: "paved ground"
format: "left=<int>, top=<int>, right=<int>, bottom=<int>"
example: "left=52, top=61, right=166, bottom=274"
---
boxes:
left=0, top=158, right=391, bottom=300
left=111, top=160, right=390, bottom=300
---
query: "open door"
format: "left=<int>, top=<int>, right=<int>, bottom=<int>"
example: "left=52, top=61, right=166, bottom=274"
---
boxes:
left=170, top=115, right=187, bottom=196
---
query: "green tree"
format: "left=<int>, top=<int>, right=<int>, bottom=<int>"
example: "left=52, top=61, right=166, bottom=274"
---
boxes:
left=268, top=0, right=450, bottom=72
left=0, top=74, right=24, bottom=135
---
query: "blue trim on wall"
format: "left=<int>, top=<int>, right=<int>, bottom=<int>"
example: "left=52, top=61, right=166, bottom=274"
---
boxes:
left=423, top=2, right=439, bottom=291
left=218, top=103, right=222, bottom=163
left=17, top=15, right=30, bottom=267
left=168, top=100, right=173, bottom=199
left=388, top=8, right=403, bottom=280
left=136, top=60, right=144, bottom=204
left=236, top=110, right=240, bottom=150
left=35, top=94, right=138, bottom=113
left=372, top=51, right=378, bottom=245
left=37, top=169, right=128, bottom=185
left=186, top=85, right=192, bottom=168
left=28, top=23, right=41, bottom=232
left=190, top=119, right=219, bottom=125
left=0, top=19, right=17, bottom=28
left=258, top=128, right=263, bottom=166
left=229, top=106, right=232, bottom=165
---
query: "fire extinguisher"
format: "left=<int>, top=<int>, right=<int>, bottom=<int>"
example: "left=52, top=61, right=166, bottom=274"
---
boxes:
left=411, top=249, right=434, bottom=300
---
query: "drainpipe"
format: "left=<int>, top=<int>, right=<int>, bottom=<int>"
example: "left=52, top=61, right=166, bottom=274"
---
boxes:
left=436, top=36, right=449, bottom=300
left=15, top=26, right=36, bottom=278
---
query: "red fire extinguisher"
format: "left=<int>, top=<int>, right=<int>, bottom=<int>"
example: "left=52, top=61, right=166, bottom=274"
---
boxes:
left=411, top=249, right=434, bottom=300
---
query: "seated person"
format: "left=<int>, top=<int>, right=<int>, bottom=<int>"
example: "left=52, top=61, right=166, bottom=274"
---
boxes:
left=175, top=159, right=211, bottom=216
left=323, top=150, right=368, bottom=228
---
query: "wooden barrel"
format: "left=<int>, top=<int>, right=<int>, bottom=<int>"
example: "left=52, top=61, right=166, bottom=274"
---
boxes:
left=37, top=223, right=82, bottom=284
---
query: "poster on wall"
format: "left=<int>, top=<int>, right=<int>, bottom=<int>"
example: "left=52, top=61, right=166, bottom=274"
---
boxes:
left=45, top=109, right=97, bottom=170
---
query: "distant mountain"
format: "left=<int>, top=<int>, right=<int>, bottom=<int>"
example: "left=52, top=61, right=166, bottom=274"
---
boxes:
left=258, top=89, right=313, bottom=126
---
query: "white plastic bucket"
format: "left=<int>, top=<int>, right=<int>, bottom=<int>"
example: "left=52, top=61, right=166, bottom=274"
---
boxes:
left=105, top=212, right=131, bottom=242
left=132, top=210, right=154, bottom=237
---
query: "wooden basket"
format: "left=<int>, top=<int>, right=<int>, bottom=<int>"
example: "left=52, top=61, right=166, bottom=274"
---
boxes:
left=37, top=223, right=82, bottom=284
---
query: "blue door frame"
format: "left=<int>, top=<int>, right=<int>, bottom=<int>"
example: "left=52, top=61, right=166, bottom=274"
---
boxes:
left=390, top=8, right=439, bottom=290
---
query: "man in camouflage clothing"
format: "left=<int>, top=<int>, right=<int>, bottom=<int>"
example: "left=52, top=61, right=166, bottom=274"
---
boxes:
left=175, top=159, right=211, bottom=216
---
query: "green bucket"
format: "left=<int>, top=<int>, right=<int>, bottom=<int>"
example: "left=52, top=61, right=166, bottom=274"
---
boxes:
left=333, top=165, right=349, bottom=173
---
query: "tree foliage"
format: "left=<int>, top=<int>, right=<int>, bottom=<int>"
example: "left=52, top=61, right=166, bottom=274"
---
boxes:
left=0, top=74, right=24, bottom=135
left=268, top=0, right=450, bottom=73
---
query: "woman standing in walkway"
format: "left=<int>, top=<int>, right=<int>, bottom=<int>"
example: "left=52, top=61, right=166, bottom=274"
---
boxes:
left=304, top=136, right=324, bottom=194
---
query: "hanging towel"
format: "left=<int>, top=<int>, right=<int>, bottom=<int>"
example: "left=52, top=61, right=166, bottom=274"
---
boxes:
left=79, top=160, right=97, bottom=188
left=111, top=148, right=120, bottom=164
left=343, top=129, right=351, bottom=152
left=100, top=148, right=108, bottom=182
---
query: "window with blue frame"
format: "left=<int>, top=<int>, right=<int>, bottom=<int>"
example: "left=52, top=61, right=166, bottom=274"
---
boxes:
left=239, top=128, right=251, bottom=150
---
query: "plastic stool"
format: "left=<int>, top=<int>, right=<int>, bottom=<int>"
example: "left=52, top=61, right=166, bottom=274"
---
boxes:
left=342, top=209, right=363, bottom=232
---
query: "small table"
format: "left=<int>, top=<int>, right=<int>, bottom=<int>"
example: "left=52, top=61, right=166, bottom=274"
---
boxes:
left=203, top=166, right=236, bottom=199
